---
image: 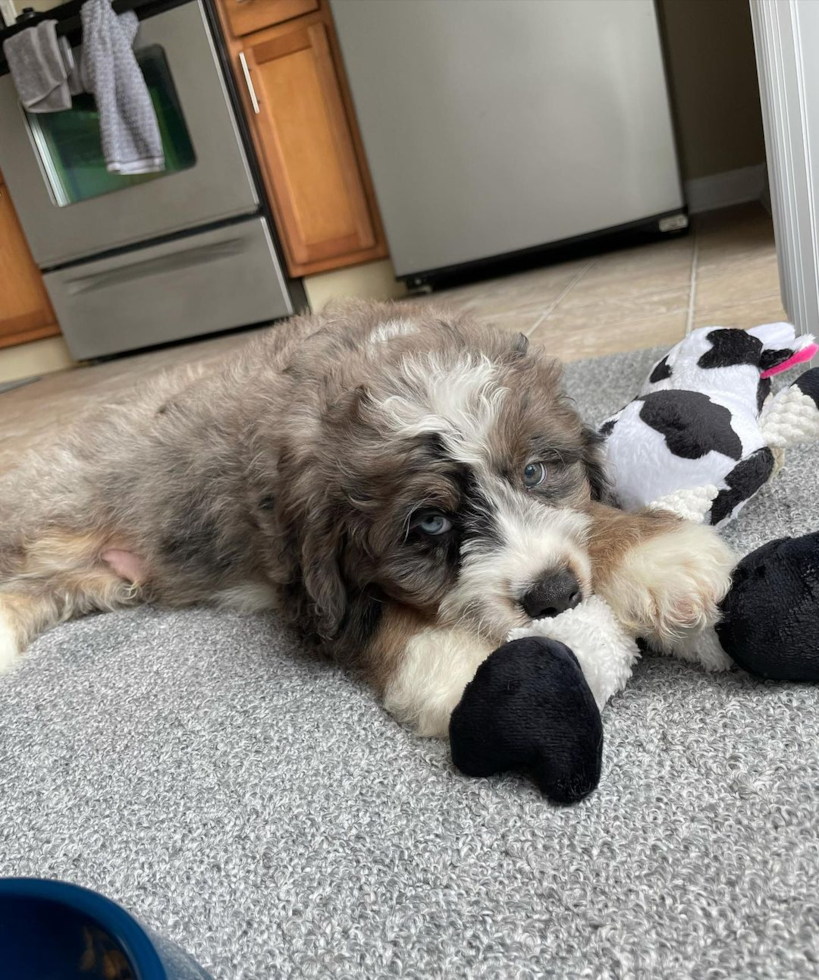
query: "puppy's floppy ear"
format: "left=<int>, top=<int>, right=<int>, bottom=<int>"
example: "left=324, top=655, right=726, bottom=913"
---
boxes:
left=297, top=389, right=368, bottom=638
left=301, top=499, right=351, bottom=640
left=301, top=498, right=383, bottom=649
left=582, top=425, right=617, bottom=505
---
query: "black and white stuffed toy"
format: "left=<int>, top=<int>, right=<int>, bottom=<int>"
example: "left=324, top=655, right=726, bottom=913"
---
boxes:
left=449, top=323, right=819, bottom=804
left=602, top=322, right=819, bottom=526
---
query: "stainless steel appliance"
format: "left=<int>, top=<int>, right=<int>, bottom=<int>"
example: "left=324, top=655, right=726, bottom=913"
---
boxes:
left=332, top=0, right=685, bottom=286
left=0, top=0, right=298, bottom=358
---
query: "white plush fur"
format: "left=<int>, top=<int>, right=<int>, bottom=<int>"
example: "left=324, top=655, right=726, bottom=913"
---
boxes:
left=514, top=516, right=737, bottom=721
left=761, top=387, right=819, bottom=448
left=509, top=596, right=639, bottom=709
left=383, top=627, right=496, bottom=738
left=507, top=593, right=733, bottom=722
left=747, top=321, right=805, bottom=347
left=647, top=485, right=718, bottom=525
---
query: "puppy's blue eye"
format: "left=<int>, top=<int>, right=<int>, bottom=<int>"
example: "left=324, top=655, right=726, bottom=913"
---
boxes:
left=412, top=511, right=452, bottom=535
left=523, top=462, right=547, bottom=488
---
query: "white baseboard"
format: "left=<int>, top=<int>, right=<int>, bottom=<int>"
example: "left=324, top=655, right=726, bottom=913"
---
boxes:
left=0, top=336, right=75, bottom=385
left=303, top=258, right=406, bottom=312
left=685, top=164, right=768, bottom=214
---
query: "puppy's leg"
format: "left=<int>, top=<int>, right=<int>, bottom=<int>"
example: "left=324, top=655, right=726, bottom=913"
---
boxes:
left=0, top=531, right=146, bottom=671
left=367, top=606, right=495, bottom=738
left=587, top=502, right=735, bottom=661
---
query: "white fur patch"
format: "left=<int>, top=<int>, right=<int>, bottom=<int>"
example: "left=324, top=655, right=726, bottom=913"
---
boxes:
left=494, top=500, right=592, bottom=602
left=0, top=607, right=20, bottom=673
left=653, top=622, right=734, bottom=672
left=647, top=485, right=719, bottom=524
left=382, top=627, right=495, bottom=737
left=375, top=353, right=507, bottom=466
left=440, top=482, right=592, bottom=639
left=214, top=582, right=277, bottom=613
left=368, top=319, right=418, bottom=344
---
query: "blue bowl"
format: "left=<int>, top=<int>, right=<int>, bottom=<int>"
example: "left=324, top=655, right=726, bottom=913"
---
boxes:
left=0, top=878, right=212, bottom=979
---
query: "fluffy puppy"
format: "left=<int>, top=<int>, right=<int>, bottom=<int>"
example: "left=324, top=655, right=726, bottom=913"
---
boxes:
left=0, top=302, right=734, bottom=733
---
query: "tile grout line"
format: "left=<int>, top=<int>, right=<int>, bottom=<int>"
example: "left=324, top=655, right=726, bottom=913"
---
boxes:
left=685, top=233, right=700, bottom=335
left=526, top=259, right=597, bottom=336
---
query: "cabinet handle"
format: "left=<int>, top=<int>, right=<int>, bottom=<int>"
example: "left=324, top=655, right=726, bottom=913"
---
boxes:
left=238, top=51, right=260, bottom=114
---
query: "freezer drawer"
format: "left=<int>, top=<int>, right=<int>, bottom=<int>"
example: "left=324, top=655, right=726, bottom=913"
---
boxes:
left=44, top=217, right=293, bottom=359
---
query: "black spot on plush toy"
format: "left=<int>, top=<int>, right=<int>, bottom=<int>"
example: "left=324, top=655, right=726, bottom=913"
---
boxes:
left=450, top=323, right=819, bottom=803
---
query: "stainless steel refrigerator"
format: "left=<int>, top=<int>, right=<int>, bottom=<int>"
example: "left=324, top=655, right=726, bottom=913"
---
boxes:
left=332, top=0, right=685, bottom=287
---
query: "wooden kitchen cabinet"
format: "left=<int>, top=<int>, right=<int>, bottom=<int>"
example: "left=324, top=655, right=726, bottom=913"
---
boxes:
left=0, top=182, right=60, bottom=349
left=221, top=0, right=319, bottom=38
left=216, top=0, right=388, bottom=277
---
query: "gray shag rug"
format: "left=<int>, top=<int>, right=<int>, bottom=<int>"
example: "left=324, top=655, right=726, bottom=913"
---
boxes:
left=2, top=345, right=819, bottom=980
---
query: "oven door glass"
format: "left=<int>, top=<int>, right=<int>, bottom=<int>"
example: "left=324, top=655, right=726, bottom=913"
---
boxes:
left=26, top=44, right=196, bottom=207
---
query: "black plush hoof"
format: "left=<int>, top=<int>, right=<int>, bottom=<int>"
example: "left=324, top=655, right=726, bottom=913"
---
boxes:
left=718, top=530, right=819, bottom=680
left=449, top=636, right=603, bottom=804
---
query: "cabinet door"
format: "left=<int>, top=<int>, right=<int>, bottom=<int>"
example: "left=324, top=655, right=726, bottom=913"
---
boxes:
left=242, top=17, right=383, bottom=272
left=222, top=0, right=319, bottom=38
left=0, top=185, right=59, bottom=349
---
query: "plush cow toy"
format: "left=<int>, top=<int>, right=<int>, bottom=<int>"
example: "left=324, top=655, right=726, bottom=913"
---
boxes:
left=603, top=322, right=819, bottom=525
left=449, top=323, right=819, bottom=804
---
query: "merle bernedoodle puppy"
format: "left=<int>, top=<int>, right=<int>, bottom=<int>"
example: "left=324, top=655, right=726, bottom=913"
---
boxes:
left=0, top=302, right=734, bottom=788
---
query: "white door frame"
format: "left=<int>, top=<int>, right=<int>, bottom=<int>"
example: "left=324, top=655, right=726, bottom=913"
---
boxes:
left=751, top=0, right=819, bottom=335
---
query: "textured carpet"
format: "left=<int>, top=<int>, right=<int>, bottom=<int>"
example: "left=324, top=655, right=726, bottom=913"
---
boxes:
left=2, top=345, right=819, bottom=979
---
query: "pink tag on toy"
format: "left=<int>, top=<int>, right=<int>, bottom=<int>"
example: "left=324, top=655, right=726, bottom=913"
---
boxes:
left=760, top=343, right=819, bottom=379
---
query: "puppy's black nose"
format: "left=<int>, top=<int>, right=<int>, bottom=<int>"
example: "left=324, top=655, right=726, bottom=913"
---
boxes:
left=521, top=570, right=582, bottom=619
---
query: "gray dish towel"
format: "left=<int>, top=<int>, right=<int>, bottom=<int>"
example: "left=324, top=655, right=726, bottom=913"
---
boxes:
left=2, top=20, right=72, bottom=113
left=80, top=0, right=165, bottom=175
left=60, top=36, right=84, bottom=97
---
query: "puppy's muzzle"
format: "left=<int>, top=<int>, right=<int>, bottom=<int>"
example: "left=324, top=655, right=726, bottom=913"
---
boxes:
left=521, top=569, right=582, bottom=619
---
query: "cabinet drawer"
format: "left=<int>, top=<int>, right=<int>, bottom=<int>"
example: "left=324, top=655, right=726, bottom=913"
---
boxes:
left=222, top=0, right=319, bottom=37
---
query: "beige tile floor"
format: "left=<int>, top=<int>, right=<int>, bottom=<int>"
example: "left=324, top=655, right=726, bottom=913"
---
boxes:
left=0, top=202, right=785, bottom=469
left=406, top=202, right=786, bottom=359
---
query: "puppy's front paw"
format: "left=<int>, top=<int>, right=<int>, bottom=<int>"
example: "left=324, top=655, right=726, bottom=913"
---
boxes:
left=599, top=520, right=734, bottom=648
left=449, top=636, right=603, bottom=804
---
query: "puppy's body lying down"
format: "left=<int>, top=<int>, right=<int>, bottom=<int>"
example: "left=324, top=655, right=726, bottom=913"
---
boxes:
left=0, top=303, right=733, bottom=734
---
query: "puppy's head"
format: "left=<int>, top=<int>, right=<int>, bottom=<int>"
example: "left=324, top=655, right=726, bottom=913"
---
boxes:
left=279, top=313, right=611, bottom=650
